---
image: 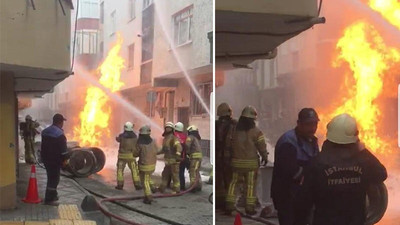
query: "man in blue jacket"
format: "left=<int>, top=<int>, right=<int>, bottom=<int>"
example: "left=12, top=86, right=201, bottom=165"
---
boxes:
left=271, top=108, right=320, bottom=225
left=41, top=113, right=68, bottom=205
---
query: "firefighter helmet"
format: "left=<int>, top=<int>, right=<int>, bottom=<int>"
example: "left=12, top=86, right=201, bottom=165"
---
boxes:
left=217, top=103, right=232, bottom=117
left=187, top=125, right=198, bottom=132
left=175, top=122, right=184, bottom=132
left=326, top=113, right=359, bottom=144
left=25, top=115, right=32, bottom=121
left=165, top=122, right=175, bottom=129
left=139, top=125, right=151, bottom=135
left=241, top=106, right=257, bottom=119
left=124, top=122, right=134, bottom=131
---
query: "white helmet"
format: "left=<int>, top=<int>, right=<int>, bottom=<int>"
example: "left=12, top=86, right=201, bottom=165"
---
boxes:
left=187, top=125, right=198, bottom=132
left=139, top=125, right=151, bottom=135
left=165, top=122, right=175, bottom=129
left=326, top=113, right=359, bottom=144
left=175, top=122, right=184, bottom=132
left=124, top=122, right=134, bottom=131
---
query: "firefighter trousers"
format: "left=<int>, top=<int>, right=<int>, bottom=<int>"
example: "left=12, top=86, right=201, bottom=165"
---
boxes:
left=189, top=159, right=202, bottom=192
left=226, top=168, right=258, bottom=213
left=216, top=160, right=232, bottom=209
left=160, top=163, right=180, bottom=193
left=139, top=170, right=156, bottom=201
left=24, top=136, right=35, bottom=164
left=116, top=159, right=142, bottom=189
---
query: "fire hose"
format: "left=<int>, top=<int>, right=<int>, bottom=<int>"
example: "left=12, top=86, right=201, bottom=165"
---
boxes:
left=97, top=173, right=204, bottom=225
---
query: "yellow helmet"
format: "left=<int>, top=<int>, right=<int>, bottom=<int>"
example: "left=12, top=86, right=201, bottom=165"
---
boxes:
left=217, top=103, right=232, bottom=117
left=139, top=125, right=151, bottom=135
left=241, top=105, right=257, bottom=119
left=187, top=125, right=198, bottom=132
left=165, top=122, right=174, bottom=129
left=326, top=113, right=359, bottom=144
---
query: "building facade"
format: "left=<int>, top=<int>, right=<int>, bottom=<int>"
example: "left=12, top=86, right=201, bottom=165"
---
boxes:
left=0, top=0, right=72, bottom=209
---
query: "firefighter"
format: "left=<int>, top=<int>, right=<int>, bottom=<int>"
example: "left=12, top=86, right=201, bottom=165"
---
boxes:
left=41, top=114, right=69, bottom=205
left=21, top=115, right=40, bottom=164
left=185, top=125, right=203, bottom=192
left=115, top=122, right=142, bottom=190
left=159, top=122, right=182, bottom=193
left=135, top=125, right=160, bottom=204
left=225, top=106, right=268, bottom=215
left=271, top=108, right=320, bottom=225
left=302, top=113, right=387, bottom=225
left=215, top=102, right=237, bottom=209
left=175, top=122, right=189, bottom=191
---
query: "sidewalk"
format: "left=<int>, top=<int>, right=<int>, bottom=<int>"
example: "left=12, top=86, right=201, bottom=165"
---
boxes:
left=0, top=163, right=104, bottom=224
left=0, top=163, right=213, bottom=225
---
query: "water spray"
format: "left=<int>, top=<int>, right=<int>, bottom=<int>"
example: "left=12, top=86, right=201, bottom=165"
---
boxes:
left=153, top=0, right=211, bottom=115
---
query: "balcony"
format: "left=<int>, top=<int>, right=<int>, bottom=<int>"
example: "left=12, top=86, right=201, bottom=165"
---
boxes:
left=0, top=0, right=73, bottom=97
left=216, top=0, right=325, bottom=69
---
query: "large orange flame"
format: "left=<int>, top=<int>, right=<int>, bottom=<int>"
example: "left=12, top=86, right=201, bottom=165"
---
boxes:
left=73, top=34, right=125, bottom=147
left=319, top=21, right=400, bottom=154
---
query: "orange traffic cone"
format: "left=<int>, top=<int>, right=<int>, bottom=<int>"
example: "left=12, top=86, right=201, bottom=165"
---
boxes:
left=22, top=164, right=41, bottom=203
left=234, top=212, right=242, bottom=225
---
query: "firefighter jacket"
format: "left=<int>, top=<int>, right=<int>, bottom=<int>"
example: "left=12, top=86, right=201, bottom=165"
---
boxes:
left=161, top=133, right=182, bottom=165
left=271, top=129, right=319, bottom=204
left=185, top=135, right=203, bottom=160
left=41, top=125, right=68, bottom=166
left=116, top=131, right=138, bottom=160
left=230, top=126, right=268, bottom=170
left=135, top=137, right=159, bottom=172
left=216, top=117, right=237, bottom=161
left=301, top=140, right=387, bottom=225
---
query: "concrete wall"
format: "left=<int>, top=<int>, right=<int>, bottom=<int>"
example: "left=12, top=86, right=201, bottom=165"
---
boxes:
left=0, top=0, right=71, bottom=71
left=152, top=0, right=213, bottom=78
left=0, top=73, right=17, bottom=210
left=216, top=0, right=318, bottom=17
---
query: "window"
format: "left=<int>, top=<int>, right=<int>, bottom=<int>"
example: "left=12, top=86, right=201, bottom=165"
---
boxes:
left=191, top=82, right=212, bottom=115
left=173, top=6, right=193, bottom=46
left=140, top=62, right=152, bottom=84
left=129, top=0, right=136, bottom=20
left=143, top=0, right=153, bottom=10
left=79, top=0, right=99, bottom=18
left=110, top=10, right=116, bottom=35
left=128, top=44, right=135, bottom=69
left=76, top=30, right=98, bottom=54
left=100, top=2, right=104, bottom=24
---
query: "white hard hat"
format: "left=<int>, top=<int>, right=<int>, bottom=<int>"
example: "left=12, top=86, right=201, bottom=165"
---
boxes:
left=175, top=122, right=184, bottom=132
left=187, top=125, right=198, bottom=132
left=241, top=106, right=257, bottom=119
left=124, top=122, right=134, bottom=131
left=139, top=125, right=151, bottom=135
left=326, top=113, right=359, bottom=144
left=165, top=122, right=175, bottom=129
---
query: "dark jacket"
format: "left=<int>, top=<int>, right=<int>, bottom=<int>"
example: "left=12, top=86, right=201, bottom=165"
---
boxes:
left=271, top=129, right=319, bottom=206
left=41, top=125, right=68, bottom=165
left=215, top=117, right=237, bottom=162
left=303, top=140, right=387, bottom=225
